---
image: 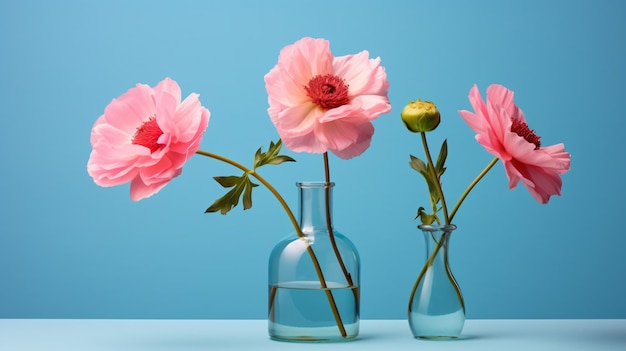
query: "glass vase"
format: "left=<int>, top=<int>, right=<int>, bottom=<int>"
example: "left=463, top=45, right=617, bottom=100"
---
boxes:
left=408, top=224, right=465, bottom=339
left=268, top=182, right=360, bottom=342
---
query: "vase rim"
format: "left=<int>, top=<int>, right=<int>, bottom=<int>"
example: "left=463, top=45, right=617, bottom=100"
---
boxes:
left=417, top=224, right=457, bottom=232
left=296, top=181, right=335, bottom=188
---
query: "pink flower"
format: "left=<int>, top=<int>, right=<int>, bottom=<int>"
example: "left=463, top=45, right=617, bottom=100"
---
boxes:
left=458, top=84, right=571, bottom=204
left=264, top=37, right=391, bottom=159
left=87, top=78, right=210, bottom=201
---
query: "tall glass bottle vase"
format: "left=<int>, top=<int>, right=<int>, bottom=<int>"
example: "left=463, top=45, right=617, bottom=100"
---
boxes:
left=268, top=182, right=360, bottom=342
left=408, top=224, right=465, bottom=339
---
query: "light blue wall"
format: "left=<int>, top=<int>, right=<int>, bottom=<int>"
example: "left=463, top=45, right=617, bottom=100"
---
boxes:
left=1, top=0, right=624, bottom=319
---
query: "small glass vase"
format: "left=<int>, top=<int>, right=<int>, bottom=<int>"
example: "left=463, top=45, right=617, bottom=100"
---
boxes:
left=408, top=224, right=465, bottom=339
left=268, top=182, right=360, bottom=342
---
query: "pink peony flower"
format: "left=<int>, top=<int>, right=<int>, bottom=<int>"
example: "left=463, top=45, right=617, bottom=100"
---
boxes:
left=458, top=84, right=571, bottom=204
left=87, top=77, right=210, bottom=201
left=264, top=37, right=391, bottom=159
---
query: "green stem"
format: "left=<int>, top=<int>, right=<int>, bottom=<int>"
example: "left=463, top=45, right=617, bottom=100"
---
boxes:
left=443, top=233, right=465, bottom=311
left=420, top=132, right=449, bottom=224
left=408, top=229, right=464, bottom=313
left=323, top=153, right=357, bottom=291
left=322, top=152, right=354, bottom=336
left=408, top=231, right=446, bottom=313
left=195, top=149, right=347, bottom=337
left=449, top=157, right=499, bottom=223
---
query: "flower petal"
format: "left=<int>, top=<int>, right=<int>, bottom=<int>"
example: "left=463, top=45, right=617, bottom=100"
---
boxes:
left=328, top=122, right=375, bottom=160
left=315, top=120, right=374, bottom=159
left=333, top=51, right=387, bottom=96
left=504, top=159, right=563, bottom=204
left=103, top=84, right=156, bottom=135
left=274, top=103, right=320, bottom=137
left=281, top=130, right=328, bottom=154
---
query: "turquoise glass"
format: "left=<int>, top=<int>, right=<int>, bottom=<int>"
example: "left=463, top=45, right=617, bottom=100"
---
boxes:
left=408, top=224, right=465, bottom=339
left=268, top=182, right=360, bottom=342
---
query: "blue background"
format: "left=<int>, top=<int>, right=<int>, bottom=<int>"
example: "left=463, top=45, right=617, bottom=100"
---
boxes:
left=1, top=0, right=624, bottom=320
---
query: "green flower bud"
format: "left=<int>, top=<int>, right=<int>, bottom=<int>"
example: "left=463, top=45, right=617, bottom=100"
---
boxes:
left=401, top=99, right=441, bottom=133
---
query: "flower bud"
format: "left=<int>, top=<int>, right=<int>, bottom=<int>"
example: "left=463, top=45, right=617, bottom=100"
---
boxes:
left=401, top=99, right=441, bottom=133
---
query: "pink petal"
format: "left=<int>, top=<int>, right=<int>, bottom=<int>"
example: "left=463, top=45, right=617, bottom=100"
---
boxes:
left=154, top=77, right=182, bottom=105
left=504, top=159, right=563, bottom=204
left=315, top=120, right=374, bottom=158
left=318, top=100, right=363, bottom=123
left=169, top=107, right=210, bottom=155
left=329, top=122, right=375, bottom=160
left=103, top=84, right=155, bottom=134
left=486, top=84, right=517, bottom=121
left=355, top=95, right=392, bottom=119
left=334, top=52, right=377, bottom=94
left=281, top=130, right=328, bottom=154
left=539, top=144, right=571, bottom=173
left=458, top=110, right=485, bottom=135
left=172, top=93, right=203, bottom=143
left=274, top=103, right=320, bottom=137
left=130, top=176, right=171, bottom=202
left=485, top=94, right=509, bottom=145
left=265, top=65, right=310, bottom=108
left=279, top=37, right=333, bottom=87
left=467, top=85, right=490, bottom=125
left=155, top=88, right=180, bottom=140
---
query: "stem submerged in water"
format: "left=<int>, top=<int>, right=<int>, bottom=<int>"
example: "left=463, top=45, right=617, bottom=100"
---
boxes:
left=323, top=153, right=359, bottom=313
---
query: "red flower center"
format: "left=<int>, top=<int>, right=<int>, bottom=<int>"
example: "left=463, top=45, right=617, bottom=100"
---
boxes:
left=305, top=74, right=350, bottom=110
left=511, top=118, right=541, bottom=149
left=132, top=117, right=165, bottom=153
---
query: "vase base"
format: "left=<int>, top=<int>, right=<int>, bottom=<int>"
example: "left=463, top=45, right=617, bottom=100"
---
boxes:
left=270, top=335, right=358, bottom=343
left=415, top=335, right=460, bottom=340
left=269, top=321, right=359, bottom=343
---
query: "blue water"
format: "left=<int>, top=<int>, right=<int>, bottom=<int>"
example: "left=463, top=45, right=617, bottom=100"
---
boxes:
left=268, top=281, right=359, bottom=342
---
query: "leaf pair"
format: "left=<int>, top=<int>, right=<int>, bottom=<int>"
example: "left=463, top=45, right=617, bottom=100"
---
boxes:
left=205, top=175, right=258, bottom=215
left=253, top=140, right=295, bottom=169
left=205, top=139, right=295, bottom=215
left=409, top=139, right=447, bottom=221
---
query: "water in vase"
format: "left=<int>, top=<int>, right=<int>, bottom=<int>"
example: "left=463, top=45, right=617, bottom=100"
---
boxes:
left=409, top=308, right=465, bottom=339
left=268, top=281, right=359, bottom=341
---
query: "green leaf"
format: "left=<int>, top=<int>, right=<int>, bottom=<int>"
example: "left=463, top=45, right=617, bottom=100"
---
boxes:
left=266, top=155, right=296, bottom=165
left=425, top=174, right=441, bottom=207
left=204, top=174, right=250, bottom=214
left=206, top=175, right=260, bottom=215
left=242, top=177, right=259, bottom=210
left=409, top=155, right=441, bottom=209
left=435, top=139, right=448, bottom=177
left=205, top=179, right=246, bottom=215
left=253, top=148, right=263, bottom=169
left=409, top=154, right=428, bottom=174
left=253, top=139, right=296, bottom=169
left=213, top=175, right=242, bottom=188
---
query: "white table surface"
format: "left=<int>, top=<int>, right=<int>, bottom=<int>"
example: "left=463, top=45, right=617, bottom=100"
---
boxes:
left=1, top=319, right=624, bottom=351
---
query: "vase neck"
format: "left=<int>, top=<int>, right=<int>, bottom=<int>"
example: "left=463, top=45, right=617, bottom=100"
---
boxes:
left=418, top=224, right=456, bottom=257
left=297, top=182, right=334, bottom=235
